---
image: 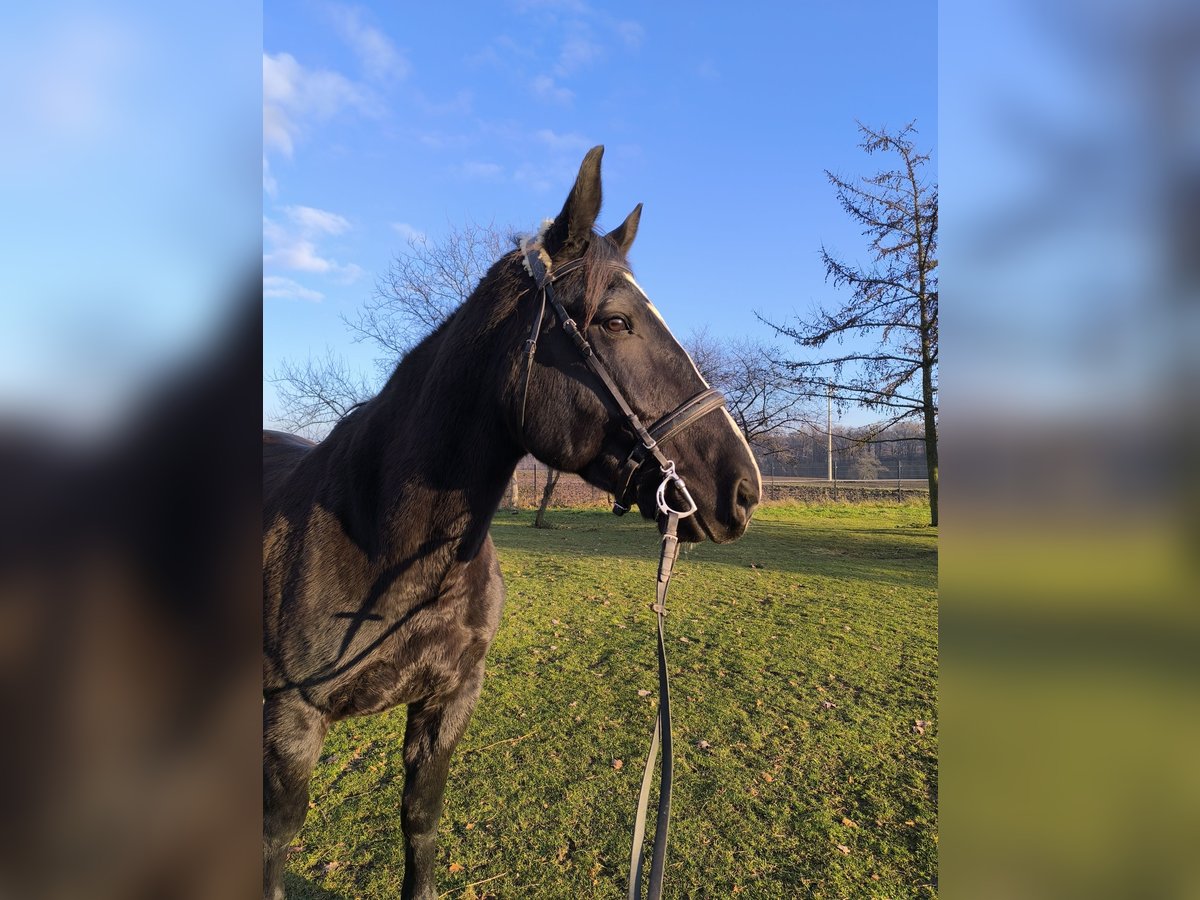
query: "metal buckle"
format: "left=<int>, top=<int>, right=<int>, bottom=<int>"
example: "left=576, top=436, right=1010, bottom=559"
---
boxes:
left=655, top=461, right=697, bottom=518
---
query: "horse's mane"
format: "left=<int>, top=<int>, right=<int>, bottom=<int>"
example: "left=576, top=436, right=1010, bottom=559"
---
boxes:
left=328, top=228, right=629, bottom=435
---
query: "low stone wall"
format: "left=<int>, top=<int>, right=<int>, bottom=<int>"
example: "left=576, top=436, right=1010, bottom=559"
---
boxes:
left=761, top=482, right=927, bottom=503
left=501, top=471, right=927, bottom=509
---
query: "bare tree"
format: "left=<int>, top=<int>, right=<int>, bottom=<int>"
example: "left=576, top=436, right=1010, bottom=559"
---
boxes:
left=268, top=350, right=373, bottom=440
left=270, top=221, right=516, bottom=440
left=763, top=122, right=938, bottom=524
left=533, top=467, right=561, bottom=528
left=347, top=221, right=513, bottom=372
left=844, top=436, right=887, bottom=480
left=686, top=329, right=812, bottom=453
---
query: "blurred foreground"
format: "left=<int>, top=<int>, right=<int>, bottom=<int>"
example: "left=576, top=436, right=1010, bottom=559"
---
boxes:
left=0, top=4, right=260, bottom=897
left=943, top=0, right=1200, bottom=896
left=0, top=293, right=261, bottom=898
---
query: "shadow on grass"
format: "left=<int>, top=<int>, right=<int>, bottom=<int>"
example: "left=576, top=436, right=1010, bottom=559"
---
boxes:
left=283, top=872, right=350, bottom=899
left=492, top=516, right=936, bottom=585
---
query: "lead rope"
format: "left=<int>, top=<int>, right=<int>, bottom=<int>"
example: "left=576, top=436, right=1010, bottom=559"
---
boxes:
left=628, top=466, right=696, bottom=900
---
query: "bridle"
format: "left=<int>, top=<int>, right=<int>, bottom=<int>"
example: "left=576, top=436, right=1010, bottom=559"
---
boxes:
left=519, top=242, right=725, bottom=900
left=518, top=247, right=725, bottom=518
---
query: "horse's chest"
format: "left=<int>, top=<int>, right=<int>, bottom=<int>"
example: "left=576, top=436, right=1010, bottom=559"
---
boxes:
left=323, top=548, right=504, bottom=720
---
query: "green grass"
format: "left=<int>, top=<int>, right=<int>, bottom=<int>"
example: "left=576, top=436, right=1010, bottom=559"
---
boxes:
left=286, top=503, right=938, bottom=899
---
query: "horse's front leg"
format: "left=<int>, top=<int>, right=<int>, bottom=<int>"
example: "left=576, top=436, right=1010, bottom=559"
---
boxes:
left=263, top=697, right=329, bottom=900
left=400, top=660, right=485, bottom=900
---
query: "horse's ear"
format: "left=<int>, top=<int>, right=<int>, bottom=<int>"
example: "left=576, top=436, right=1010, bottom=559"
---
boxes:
left=607, top=203, right=642, bottom=255
left=543, top=145, right=604, bottom=259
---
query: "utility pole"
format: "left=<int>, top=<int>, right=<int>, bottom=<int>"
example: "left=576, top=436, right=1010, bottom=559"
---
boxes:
left=827, top=382, right=834, bottom=482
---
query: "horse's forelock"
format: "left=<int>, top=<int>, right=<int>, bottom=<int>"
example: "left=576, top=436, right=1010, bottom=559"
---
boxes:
left=486, top=229, right=626, bottom=334
left=565, top=232, right=627, bottom=329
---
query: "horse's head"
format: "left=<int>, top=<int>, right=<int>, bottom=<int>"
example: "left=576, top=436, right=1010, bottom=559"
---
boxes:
left=512, top=146, right=760, bottom=543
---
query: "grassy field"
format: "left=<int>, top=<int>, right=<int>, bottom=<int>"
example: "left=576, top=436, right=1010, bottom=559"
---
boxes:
left=285, top=502, right=938, bottom=899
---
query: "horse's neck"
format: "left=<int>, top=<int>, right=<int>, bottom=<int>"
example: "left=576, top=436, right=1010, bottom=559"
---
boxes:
left=324, top=314, right=524, bottom=563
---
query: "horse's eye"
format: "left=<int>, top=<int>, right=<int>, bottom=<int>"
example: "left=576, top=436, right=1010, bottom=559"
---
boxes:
left=603, top=315, right=630, bottom=334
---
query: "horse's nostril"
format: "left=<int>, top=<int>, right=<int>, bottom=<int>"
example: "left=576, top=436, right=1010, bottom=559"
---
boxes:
left=733, top=478, right=759, bottom=524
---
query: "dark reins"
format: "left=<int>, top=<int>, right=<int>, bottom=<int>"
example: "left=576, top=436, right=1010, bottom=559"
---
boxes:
left=519, top=243, right=724, bottom=900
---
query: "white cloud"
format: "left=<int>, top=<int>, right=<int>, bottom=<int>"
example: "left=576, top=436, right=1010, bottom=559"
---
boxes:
left=263, top=52, right=368, bottom=158
left=263, top=210, right=362, bottom=281
left=531, top=74, right=574, bottom=105
left=332, top=262, right=365, bottom=283
left=392, top=222, right=426, bottom=243
left=284, top=205, right=350, bottom=235
left=328, top=5, right=409, bottom=82
left=263, top=235, right=333, bottom=273
left=263, top=156, right=277, bottom=196
left=263, top=276, right=324, bottom=302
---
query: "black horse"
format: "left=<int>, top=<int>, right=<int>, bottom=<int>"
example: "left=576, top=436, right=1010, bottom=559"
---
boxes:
left=263, top=146, right=761, bottom=899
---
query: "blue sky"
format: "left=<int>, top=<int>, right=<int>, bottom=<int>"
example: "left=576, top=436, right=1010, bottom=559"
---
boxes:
left=264, top=1, right=937, bottom=427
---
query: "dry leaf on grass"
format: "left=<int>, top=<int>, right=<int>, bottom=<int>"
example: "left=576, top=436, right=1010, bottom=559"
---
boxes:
left=448, top=862, right=465, bottom=874
left=612, top=759, right=623, bottom=770
left=836, top=844, right=851, bottom=855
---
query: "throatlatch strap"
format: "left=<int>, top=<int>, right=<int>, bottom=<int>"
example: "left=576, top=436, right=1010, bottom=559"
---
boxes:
left=628, top=512, right=679, bottom=900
